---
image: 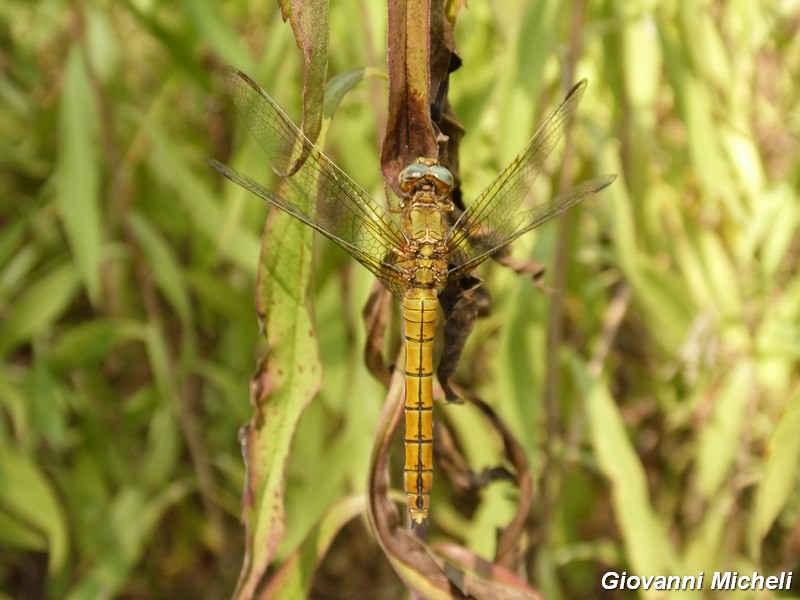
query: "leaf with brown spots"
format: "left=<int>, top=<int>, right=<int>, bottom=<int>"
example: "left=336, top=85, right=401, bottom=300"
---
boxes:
left=233, top=210, right=322, bottom=600
left=276, top=0, right=329, bottom=173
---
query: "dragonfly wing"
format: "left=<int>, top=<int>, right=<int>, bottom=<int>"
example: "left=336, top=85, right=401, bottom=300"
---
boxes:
left=208, top=159, right=406, bottom=296
left=446, top=175, right=615, bottom=282
left=215, top=67, right=409, bottom=296
left=445, top=80, right=612, bottom=279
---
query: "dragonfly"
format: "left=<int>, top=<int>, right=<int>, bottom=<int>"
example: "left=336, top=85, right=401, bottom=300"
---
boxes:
left=209, top=66, right=615, bottom=528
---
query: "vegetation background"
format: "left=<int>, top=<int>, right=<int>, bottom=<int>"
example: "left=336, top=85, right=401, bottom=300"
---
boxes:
left=1, top=0, right=799, bottom=598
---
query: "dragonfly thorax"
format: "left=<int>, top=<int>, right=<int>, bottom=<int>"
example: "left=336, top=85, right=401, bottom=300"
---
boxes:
left=396, top=211, right=450, bottom=291
left=393, top=159, right=454, bottom=290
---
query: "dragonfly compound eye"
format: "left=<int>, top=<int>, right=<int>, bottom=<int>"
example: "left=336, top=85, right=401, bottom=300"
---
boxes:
left=399, top=164, right=429, bottom=192
left=429, top=165, right=454, bottom=189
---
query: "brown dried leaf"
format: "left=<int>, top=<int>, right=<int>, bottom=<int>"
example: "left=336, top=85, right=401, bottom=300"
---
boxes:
left=494, top=250, right=548, bottom=282
left=367, top=363, right=465, bottom=598
left=433, top=415, right=475, bottom=496
left=437, top=273, right=490, bottom=402
left=437, top=98, right=466, bottom=207
left=381, top=0, right=439, bottom=194
left=366, top=365, right=542, bottom=599
left=363, top=281, right=393, bottom=386
left=432, top=544, right=546, bottom=599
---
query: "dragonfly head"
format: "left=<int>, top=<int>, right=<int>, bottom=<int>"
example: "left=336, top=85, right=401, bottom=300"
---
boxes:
left=398, top=159, right=454, bottom=207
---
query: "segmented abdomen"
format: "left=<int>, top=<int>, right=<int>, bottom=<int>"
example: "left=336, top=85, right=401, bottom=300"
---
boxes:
left=401, top=288, right=438, bottom=527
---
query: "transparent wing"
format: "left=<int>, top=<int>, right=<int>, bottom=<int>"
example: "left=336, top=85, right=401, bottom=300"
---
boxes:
left=445, top=80, right=613, bottom=278
left=446, top=175, right=615, bottom=282
left=207, top=159, right=408, bottom=296
left=210, top=67, right=409, bottom=295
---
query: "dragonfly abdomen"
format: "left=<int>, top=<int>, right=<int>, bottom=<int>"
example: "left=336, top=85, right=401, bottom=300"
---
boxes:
left=402, top=288, right=438, bottom=527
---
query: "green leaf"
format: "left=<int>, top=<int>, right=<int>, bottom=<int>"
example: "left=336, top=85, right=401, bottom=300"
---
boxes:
left=50, top=319, right=141, bottom=370
left=139, top=404, right=180, bottom=489
left=0, top=506, right=48, bottom=551
left=0, top=263, right=79, bottom=357
left=143, top=322, right=173, bottom=401
left=181, top=0, right=252, bottom=70
left=674, top=215, right=742, bottom=317
left=0, top=370, right=28, bottom=438
left=0, top=219, right=27, bottom=276
left=752, top=387, right=800, bottom=546
left=684, top=492, right=734, bottom=574
left=278, top=0, right=330, bottom=145
left=57, top=46, right=103, bottom=305
left=185, top=269, right=253, bottom=318
left=233, top=212, right=322, bottom=599
left=678, top=0, right=731, bottom=89
left=0, top=446, right=68, bottom=572
left=623, top=9, right=662, bottom=118
left=695, top=364, right=752, bottom=499
left=145, top=124, right=261, bottom=274
left=127, top=211, right=192, bottom=325
left=696, top=228, right=741, bottom=318
left=260, top=495, right=366, bottom=599
left=64, top=483, right=189, bottom=600
left=0, top=242, right=40, bottom=298
left=323, top=67, right=371, bottom=121
left=498, top=0, right=560, bottom=162
left=682, top=77, right=739, bottom=217
left=585, top=376, right=678, bottom=583
left=760, top=185, right=799, bottom=281
left=625, top=256, right=695, bottom=351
